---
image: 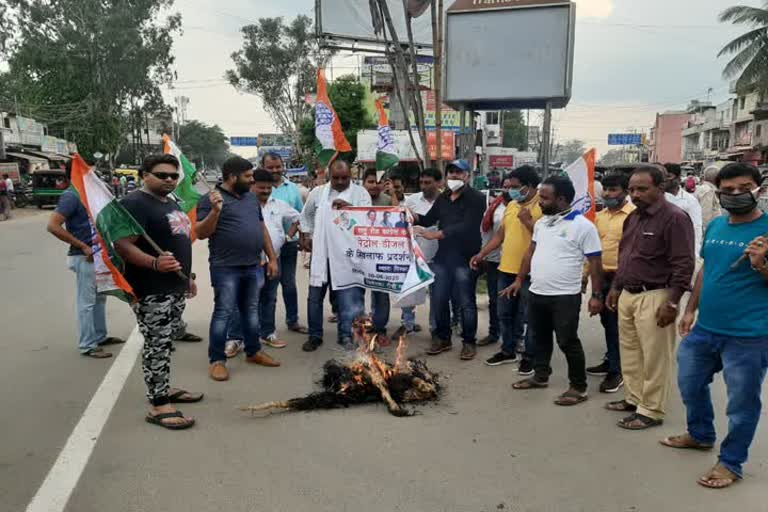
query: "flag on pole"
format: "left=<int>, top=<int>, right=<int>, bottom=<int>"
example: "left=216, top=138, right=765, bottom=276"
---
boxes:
left=315, top=69, right=351, bottom=168
left=375, top=99, right=399, bottom=173
left=69, top=154, right=144, bottom=302
left=564, top=148, right=597, bottom=221
left=163, top=134, right=202, bottom=239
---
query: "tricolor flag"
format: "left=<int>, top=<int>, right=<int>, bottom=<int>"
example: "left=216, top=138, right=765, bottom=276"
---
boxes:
left=163, top=134, right=202, bottom=239
left=69, top=154, right=144, bottom=302
left=375, top=99, right=399, bottom=173
left=315, top=69, right=351, bottom=168
left=564, top=148, right=597, bottom=221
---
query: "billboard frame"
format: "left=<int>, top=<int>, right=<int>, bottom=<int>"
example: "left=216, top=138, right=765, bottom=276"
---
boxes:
left=443, top=1, right=575, bottom=110
left=315, top=0, right=434, bottom=54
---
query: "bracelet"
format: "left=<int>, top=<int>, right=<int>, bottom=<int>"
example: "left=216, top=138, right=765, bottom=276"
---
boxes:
left=751, top=258, right=768, bottom=272
left=591, top=292, right=604, bottom=300
left=152, top=257, right=159, bottom=271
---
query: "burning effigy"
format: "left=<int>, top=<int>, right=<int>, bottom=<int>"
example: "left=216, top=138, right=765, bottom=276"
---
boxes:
left=240, top=317, right=440, bottom=417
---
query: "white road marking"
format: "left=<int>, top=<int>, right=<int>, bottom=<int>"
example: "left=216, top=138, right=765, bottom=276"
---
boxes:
left=25, top=326, right=142, bottom=512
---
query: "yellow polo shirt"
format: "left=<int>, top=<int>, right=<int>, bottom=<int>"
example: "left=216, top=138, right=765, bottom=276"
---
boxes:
left=499, top=194, right=543, bottom=274
left=595, top=202, right=636, bottom=271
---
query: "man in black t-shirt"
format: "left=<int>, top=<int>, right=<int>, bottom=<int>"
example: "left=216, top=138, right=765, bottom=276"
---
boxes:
left=196, top=156, right=280, bottom=382
left=116, top=154, right=202, bottom=431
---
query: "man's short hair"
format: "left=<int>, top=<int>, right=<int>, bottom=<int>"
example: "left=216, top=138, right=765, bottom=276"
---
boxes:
left=140, top=154, right=179, bottom=177
left=631, top=164, right=665, bottom=186
left=261, top=152, right=284, bottom=166
left=363, top=168, right=378, bottom=182
left=702, top=165, right=720, bottom=183
left=716, top=162, right=762, bottom=188
left=601, top=173, right=628, bottom=190
left=509, top=165, right=541, bottom=188
left=542, top=175, right=576, bottom=203
left=421, top=167, right=443, bottom=182
left=222, top=156, right=254, bottom=180
left=252, top=168, right=273, bottom=183
left=663, top=163, right=682, bottom=178
left=2, top=173, right=8, bottom=179
left=389, top=172, right=405, bottom=184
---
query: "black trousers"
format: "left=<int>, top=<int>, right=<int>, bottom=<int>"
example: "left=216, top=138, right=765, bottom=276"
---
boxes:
left=529, top=292, right=587, bottom=391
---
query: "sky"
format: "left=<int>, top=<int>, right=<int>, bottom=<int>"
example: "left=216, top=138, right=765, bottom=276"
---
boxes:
left=163, top=0, right=757, bottom=158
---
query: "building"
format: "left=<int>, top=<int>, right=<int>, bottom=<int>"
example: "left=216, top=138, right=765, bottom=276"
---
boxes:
left=648, top=111, right=690, bottom=163
left=1, top=112, right=77, bottom=176
left=681, top=100, right=730, bottom=164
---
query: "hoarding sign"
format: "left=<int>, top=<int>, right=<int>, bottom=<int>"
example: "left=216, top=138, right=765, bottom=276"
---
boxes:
left=607, top=133, right=643, bottom=146
left=257, top=146, right=294, bottom=161
left=230, top=136, right=258, bottom=147
left=357, top=129, right=455, bottom=162
left=426, top=131, right=456, bottom=160
left=489, top=155, right=515, bottom=168
left=258, top=133, right=294, bottom=147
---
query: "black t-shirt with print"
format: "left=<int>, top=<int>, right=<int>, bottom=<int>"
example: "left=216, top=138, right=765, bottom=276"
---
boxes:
left=120, top=190, right=193, bottom=298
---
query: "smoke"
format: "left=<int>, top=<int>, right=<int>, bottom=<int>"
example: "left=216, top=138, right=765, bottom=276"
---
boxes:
left=577, top=0, right=614, bottom=18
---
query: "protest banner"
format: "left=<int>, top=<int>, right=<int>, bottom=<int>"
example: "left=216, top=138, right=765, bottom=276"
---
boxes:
left=326, top=206, right=434, bottom=300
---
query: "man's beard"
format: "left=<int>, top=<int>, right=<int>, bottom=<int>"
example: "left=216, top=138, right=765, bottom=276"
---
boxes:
left=235, top=181, right=251, bottom=195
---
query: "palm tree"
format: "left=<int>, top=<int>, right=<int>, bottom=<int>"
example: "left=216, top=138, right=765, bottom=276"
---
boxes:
left=718, top=3, right=768, bottom=93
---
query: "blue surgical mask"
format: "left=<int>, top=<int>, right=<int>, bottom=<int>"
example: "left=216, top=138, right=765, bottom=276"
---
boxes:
left=507, top=188, right=525, bottom=202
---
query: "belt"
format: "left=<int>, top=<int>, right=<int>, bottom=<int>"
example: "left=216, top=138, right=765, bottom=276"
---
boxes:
left=623, top=283, right=667, bottom=294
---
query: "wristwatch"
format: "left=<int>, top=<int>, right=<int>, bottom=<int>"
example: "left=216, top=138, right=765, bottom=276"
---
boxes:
left=591, top=291, right=604, bottom=300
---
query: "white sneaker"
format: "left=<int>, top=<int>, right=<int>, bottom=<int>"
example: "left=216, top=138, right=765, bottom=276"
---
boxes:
left=225, top=340, right=244, bottom=358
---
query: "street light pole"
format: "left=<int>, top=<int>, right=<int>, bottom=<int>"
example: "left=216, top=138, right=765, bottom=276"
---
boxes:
left=541, top=101, right=552, bottom=179
left=0, top=112, right=6, bottom=160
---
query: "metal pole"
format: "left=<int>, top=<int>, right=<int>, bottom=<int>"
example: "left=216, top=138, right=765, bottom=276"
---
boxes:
left=0, top=113, right=6, bottom=160
left=468, top=109, right=475, bottom=170
left=541, top=101, right=552, bottom=179
left=459, top=104, right=467, bottom=163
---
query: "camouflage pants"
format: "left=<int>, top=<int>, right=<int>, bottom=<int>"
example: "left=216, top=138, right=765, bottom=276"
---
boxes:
left=131, top=293, right=185, bottom=406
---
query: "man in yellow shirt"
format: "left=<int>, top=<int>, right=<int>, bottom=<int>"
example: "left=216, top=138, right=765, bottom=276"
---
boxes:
left=586, top=173, right=635, bottom=393
left=471, top=166, right=543, bottom=375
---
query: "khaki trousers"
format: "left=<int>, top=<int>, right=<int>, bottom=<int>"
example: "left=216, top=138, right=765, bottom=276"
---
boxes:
left=618, top=289, right=677, bottom=420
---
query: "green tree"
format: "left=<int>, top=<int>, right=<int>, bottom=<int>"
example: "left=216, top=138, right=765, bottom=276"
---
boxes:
left=179, top=121, right=231, bottom=168
left=227, top=15, right=334, bottom=148
left=718, top=3, right=768, bottom=94
left=501, top=110, right=528, bottom=149
left=298, top=75, right=375, bottom=163
left=598, top=148, right=626, bottom=166
left=0, top=0, right=180, bottom=159
left=555, top=139, right=587, bottom=165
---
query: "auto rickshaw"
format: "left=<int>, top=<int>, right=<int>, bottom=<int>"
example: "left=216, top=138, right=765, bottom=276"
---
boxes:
left=31, top=169, right=68, bottom=208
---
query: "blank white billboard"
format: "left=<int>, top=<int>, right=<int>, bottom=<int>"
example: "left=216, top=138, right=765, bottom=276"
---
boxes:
left=316, top=0, right=434, bottom=48
left=445, top=4, right=575, bottom=109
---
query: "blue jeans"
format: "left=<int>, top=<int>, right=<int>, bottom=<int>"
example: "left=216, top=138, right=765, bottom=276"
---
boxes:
left=430, top=260, right=478, bottom=344
left=677, top=326, right=768, bottom=477
left=498, top=272, right=535, bottom=360
left=484, top=261, right=501, bottom=340
left=370, top=291, right=390, bottom=333
left=600, top=273, right=621, bottom=375
left=308, top=279, right=364, bottom=343
left=279, top=241, right=300, bottom=326
left=228, top=272, right=280, bottom=341
left=401, top=307, right=416, bottom=330
left=209, top=265, right=264, bottom=363
left=67, top=255, right=107, bottom=353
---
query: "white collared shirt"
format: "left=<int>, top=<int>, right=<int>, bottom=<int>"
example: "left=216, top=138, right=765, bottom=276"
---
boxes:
left=299, top=183, right=372, bottom=235
left=262, top=196, right=301, bottom=254
left=666, top=188, right=703, bottom=255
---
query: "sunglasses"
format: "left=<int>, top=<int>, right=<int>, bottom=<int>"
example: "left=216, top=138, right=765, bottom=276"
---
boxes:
left=150, top=172, right=180, bottom=181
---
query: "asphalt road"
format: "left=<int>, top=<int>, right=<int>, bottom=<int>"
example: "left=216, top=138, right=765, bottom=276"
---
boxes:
left=2, top=210, right=768, bottom=512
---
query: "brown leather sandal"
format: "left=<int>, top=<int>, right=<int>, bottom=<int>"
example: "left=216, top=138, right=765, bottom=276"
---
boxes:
left=660, top=433, right=713, bottom=451
left=698, top=463, right=739, bottom=489
left=512, top=378, right=549, bottom=390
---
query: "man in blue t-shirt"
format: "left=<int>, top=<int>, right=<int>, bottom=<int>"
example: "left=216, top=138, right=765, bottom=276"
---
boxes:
left=662, top=163, right=768, bottom=490
left=46, top=163, right=123, bottom=358
left=196, top=156, right=280, bottom=382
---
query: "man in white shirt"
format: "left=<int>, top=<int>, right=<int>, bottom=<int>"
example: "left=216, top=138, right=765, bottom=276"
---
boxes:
left=501, top=176, right=604, bottom=406
left=299, top=160, right=372, bottom=351
left=664, top=163, right=703, bottom=255
left=695, top=165, right=722, bottom=233
left=395, top=167, right=443, bottom=337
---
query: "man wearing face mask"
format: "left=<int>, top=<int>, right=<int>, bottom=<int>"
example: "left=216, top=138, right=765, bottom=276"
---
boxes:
left=606, top=164, right=695, bottom=430
left=412, top=159, right=487, bottom=360
left=470, top=166, right=542, bottom=373
left=585, top=173, right=635, bottom=394
left=661, top=163, right=768, bottom=490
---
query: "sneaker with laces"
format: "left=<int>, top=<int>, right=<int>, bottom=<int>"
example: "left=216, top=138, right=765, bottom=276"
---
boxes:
left=518, top=359, right=534, bottom=376
left=586, top=360, right=610, bottom=376
left=485, top=351, right=519, bottom=366
left=460, top=343, right=477, bottom=361
left=477, top=335, right=499, bottom=347
left=261, top=334, right=287, bottom=349
left=225, top=340, right=244, bottom=358
left=426, top=338, right=452, bottom=355
left=600, top=373, right=624, bottom=393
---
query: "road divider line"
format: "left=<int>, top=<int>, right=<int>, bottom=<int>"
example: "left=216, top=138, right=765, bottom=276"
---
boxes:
left=25, top=326, right=142, bottom=512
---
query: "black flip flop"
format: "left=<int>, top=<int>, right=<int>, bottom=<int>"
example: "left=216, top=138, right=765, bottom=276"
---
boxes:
left=168, top=389, right=204, bottom=404
left=100, top=337, right=125, bottom=346
left=512, top=378, right=549, bottom=390
left=617, top=413, right=663, bottom=430
left=145, top=411, right=195, bottom=430
left=554, top=389, right=588, bottom=406
left=175, top=333, right=203, bottom=343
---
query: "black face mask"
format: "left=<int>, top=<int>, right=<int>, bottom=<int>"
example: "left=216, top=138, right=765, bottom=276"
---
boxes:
left=718, top=188, right=759, bottom=215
